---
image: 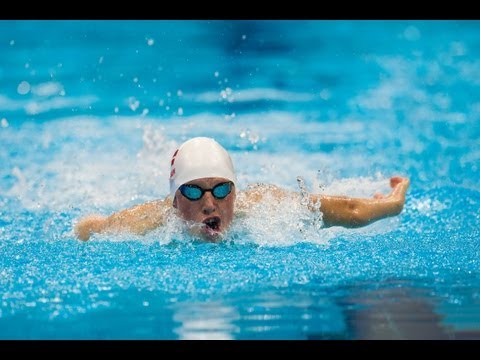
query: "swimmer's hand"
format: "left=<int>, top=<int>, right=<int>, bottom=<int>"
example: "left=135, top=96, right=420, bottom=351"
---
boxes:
left=74, top=215, right=107, bottom=241
left=374, top=176, right=410, bottom=214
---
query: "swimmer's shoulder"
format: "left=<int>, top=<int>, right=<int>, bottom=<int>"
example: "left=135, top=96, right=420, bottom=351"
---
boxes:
left=126, top=198, right=173, bottom=220
left=236, top=183, right=290, bottom=212
left=137, top=197, right=172, bottom=209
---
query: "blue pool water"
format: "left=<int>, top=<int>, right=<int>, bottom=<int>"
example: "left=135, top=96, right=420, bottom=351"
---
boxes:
left=0, top=20, right=479, bottom=339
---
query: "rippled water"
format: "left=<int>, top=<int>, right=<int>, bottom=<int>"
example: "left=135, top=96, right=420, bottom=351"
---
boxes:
left=0, top=20, right=479, bottom=339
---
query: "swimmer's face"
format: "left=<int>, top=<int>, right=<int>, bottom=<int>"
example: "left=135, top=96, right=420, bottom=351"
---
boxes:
left=173, top=177, right=236, bottom=242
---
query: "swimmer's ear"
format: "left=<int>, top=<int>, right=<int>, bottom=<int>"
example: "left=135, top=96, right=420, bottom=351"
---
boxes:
left=172, top=195, right=177, bottom=208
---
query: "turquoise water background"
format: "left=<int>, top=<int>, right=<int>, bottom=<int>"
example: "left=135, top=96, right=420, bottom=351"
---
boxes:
left=0, top=20, right=479, bottom=339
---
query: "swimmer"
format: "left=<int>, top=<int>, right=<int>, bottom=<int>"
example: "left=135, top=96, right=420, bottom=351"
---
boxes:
left=74, top=137, right=410, bottom=242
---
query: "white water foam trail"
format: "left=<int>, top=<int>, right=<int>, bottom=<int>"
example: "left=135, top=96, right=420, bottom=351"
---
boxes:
left=1, top=112, right=404, bottom=246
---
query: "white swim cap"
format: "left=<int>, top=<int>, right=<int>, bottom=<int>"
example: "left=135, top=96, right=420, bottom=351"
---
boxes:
left=169, top=137, right=237, bottom=199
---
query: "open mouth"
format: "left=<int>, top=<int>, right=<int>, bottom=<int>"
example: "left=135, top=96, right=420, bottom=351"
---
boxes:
left=203, top=216, right=221, bottom=232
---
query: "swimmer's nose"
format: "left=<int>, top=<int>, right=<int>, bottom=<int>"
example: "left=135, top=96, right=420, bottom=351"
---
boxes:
left=202, top=192, right=216, bottom=215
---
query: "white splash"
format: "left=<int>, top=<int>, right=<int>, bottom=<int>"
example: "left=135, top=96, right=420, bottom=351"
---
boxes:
left=0, top=94, right=97, bottom=114
left=410, top=197, right=448, bottom=215
left=25, top=96, right=97, bottom=115
left=31, top=82, right=64, bottom=97
left=0, top=110, right=403, bottom=246
left=189, top=88, right=315, bottom=103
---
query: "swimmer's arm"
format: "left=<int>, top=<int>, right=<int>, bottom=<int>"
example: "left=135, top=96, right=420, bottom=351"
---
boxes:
left=74, top=198, right=171, bottom=241
left=311, top=176, right=410, bottom=228
left=241, top=176, right=409, bottom=228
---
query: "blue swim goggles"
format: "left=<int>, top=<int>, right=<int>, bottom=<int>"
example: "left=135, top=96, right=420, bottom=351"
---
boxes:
left=179, top=181, right=234, bottom=201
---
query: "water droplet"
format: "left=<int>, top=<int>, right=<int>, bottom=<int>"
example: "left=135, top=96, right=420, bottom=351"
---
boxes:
left=128, top=97, right=140, bottom=111
left=17, top=81, right=31, bottom=95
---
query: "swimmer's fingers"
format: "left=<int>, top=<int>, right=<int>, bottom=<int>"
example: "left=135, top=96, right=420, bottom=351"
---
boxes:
left=390, top=176, right=410, bottom=189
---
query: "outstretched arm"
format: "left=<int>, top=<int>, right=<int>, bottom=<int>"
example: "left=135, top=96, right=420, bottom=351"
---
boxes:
left=74, top=198, right=171, bottom=241
left=240, top=176, right=409, bottom=228
left=312, top=176, right=410, bottom=228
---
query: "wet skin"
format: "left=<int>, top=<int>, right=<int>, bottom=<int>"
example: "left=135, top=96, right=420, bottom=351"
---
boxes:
left=173, top=177, right=236, bottom=242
